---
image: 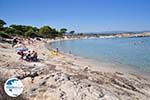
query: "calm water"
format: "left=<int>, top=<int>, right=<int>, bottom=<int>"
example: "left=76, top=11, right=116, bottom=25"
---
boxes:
left=51, top=37, right=150, bottom=73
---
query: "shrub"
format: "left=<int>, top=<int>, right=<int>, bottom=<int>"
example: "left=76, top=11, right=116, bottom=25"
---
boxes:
left=0, top=31, right=10, bottom=38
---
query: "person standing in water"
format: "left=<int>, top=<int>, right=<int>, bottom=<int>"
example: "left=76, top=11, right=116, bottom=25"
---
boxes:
left=56, top=48, right=59, bottom=53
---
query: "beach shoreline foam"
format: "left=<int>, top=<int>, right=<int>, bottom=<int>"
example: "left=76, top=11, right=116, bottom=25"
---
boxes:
left=0, top=38, right=150, bottom=100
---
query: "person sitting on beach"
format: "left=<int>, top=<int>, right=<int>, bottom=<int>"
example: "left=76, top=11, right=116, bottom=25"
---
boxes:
left=27, top=38, right=34, bottom=44
left=12, top=37, right=18, bottom=47
left=25, top=51, right=31, bottom=61
left=31, top=51, right=38, bottom=61
left=17, top=50, right=25, bottom=59
left=15, top=41, right=26, bottom=48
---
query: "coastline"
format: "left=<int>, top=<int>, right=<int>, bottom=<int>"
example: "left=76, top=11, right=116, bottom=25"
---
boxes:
left=47, top=38, right=150, bottom=77
left=0, top=38, right=150, bottom=100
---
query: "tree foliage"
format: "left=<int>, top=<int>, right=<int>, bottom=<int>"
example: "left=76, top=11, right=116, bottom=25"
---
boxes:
left=0, top=19, right=6, bottom=31
left=0, top=19, right=6, bottom=27
left=39, top=26, right=53, bottom=37
left=0, top=19, right=69, bottom=38
left=0, top=31, right=10, bottom=38
left=60, top=28, right=67, bottom=35
left=70, top=30, right=75, bottom=35
left=5, top=27, right=15, bottom=35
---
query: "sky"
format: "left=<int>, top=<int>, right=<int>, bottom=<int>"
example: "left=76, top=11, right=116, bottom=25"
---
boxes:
left=0, top=0, right=150, bottom=33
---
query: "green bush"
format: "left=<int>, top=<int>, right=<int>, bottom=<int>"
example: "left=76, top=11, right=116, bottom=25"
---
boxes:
left=0, top=31, right=10, bottom=38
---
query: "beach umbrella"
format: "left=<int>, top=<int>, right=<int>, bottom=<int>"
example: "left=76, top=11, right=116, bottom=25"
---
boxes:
left=16, top=47, right=28, bottom=52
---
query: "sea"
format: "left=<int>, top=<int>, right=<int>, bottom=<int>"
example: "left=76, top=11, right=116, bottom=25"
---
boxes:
left=51, top=37, right=150, bottom=74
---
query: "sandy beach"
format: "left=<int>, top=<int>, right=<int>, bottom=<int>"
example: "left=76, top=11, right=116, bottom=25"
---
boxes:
left=0, top=38, right=150, bottom=100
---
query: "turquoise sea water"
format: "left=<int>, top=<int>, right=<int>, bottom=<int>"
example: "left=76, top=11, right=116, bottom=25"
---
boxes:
left=51, top=37, right=150, bottom=73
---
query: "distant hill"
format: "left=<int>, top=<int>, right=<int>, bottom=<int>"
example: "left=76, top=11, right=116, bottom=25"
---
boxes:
left=84, top=31, right=150, bottom=34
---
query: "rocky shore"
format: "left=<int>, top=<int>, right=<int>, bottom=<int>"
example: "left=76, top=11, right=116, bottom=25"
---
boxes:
left=0, top=38, right=150, bottom=100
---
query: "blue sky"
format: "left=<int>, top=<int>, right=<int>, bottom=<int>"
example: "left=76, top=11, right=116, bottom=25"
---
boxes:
left=0, top=0, right=150, bottom=32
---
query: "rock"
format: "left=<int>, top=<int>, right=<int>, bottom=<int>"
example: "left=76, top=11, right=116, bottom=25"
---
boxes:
left=99, top=93, right=119, bottom=100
